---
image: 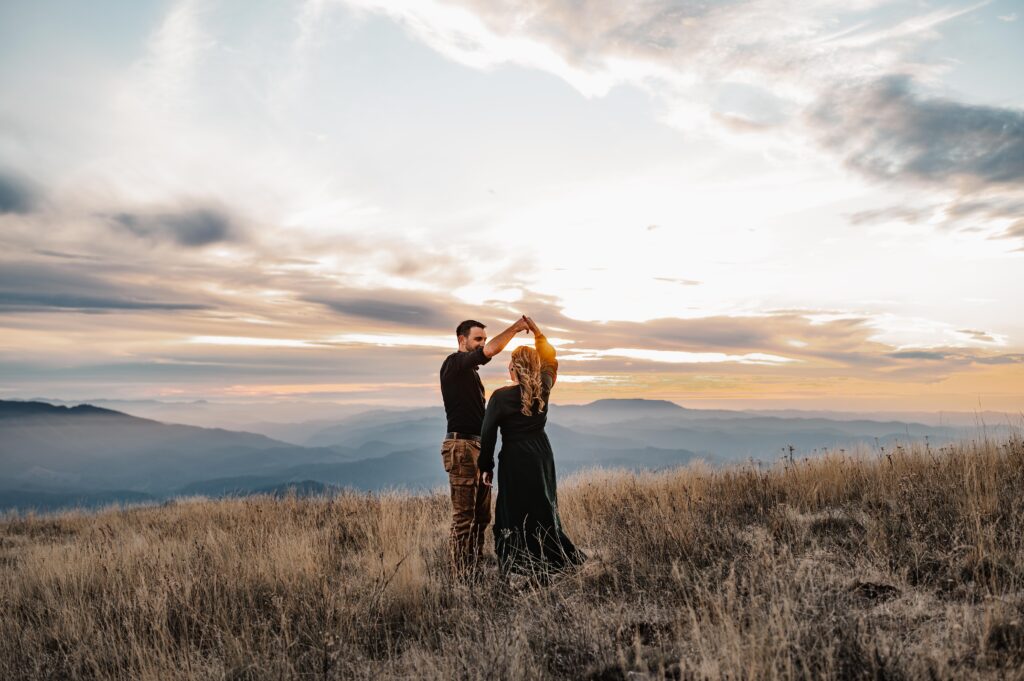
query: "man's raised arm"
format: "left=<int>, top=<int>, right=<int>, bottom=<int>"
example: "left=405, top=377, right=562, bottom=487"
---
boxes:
left=482, top=316, right=529, bottom=358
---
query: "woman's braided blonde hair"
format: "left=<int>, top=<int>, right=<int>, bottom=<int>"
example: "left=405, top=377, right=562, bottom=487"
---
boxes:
left=509, top=345, right=547, bottom=416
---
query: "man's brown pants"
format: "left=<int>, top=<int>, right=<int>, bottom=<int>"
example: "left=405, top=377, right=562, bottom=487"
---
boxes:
left=441, top=438, right=491, bottom=576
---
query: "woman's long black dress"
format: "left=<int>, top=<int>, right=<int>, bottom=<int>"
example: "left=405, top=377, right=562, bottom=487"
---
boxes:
left=478, top=335, right=586, bottom=577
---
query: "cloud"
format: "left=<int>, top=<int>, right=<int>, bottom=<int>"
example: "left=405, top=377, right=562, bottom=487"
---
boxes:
left=948, top=197, right=1024, bottom=244
left=570, top=314, right=844, bottom=353
left=0, top=171, right=38, bottom=214
left=132, top=0, right=212, bottom=113
left=0, top=261, right=210, bottom=312
left=32, top=249, right=105, bottom=261
left=302, top=289, right=456, bottom=328
left=0, top=292, right=208, bottom=313
left=812, top=75, right=1024, bottom=188
left=108, top=206, right=239, bottom=247
left=826, top=82, right=1024, bottom=246
left=3, top=272, right=1020, bottom=401
left=342, top=1, right=1019, bottom=226
left=471, top=300, right=1024, bottom=380
left=342, top=0, right=988, bottom=134
left=654, top=277, right=701, bottom=286
left=1001, top=220, right=1024, bottom=243
left=844, top=191, right=1024, bottom=243
left=340, top=0, right=1024, bottom=250
left=186, top=336, right=322, bottom=348
left=888, top=350, right=948, bottom=360
left=946, top=198, right=1024, bottom=219
left=958, top=328, right=996, bottom=343
left=974, top=353, right=1024, bottom=365
left=879, top=349, right=1024, bottom=379
left=847, top=204, right=936, bottom=226
left=347, top=0, right=971, bottom=89
left=564, top=347, right=797, bottom=365
left=250, top=301, right=869, bottom=369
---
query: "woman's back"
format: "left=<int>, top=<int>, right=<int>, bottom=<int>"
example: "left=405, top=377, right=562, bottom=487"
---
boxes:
left=489, top=383, right=551, bottom=443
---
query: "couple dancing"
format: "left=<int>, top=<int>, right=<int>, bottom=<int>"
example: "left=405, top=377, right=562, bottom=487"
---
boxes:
left=439, top=315, right=586, bottom=580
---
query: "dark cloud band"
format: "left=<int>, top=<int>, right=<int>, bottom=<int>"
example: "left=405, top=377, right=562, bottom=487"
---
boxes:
left=303, top=292, right=452, bottom=328
left=814, top=75, right=1024, bottom=187
left=0, top=292, right=208, bottom=312
left=0, top=262, right=210, bottom=312
left=110, top=207, right=237, bottom=247
left=0, top=171, right=38, bottom=214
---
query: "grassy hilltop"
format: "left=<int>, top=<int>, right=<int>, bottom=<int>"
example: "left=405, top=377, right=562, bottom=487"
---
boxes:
left=2, top=437, right=1023, bottom=680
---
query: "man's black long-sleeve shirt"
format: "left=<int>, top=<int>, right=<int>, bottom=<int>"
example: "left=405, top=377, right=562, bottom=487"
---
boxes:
left=440, top=346, right=492, bottom=435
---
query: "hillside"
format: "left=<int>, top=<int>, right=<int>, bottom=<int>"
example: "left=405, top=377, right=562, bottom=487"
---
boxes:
left=2, top=436, right=1022, bottom=680
left=0, top=400, right=359, bottom=494
left=0, top=400, right=700, bottom=509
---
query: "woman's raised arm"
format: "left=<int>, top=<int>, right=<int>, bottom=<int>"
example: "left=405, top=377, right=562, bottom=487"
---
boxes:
left=525, top=316, right=558, bottom=389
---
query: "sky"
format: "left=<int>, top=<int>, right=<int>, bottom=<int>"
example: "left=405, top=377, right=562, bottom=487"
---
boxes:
left=1, top=0, right=1023, bottom=412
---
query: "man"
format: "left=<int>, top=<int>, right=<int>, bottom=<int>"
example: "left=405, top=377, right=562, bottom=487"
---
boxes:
left=440, top=315, right=530, bottom=577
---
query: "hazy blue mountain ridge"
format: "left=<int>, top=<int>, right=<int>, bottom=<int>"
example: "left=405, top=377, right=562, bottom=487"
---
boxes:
left=1, top=398, right=999, bottom=513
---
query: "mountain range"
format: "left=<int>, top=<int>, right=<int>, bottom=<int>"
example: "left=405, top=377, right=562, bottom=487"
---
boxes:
left=1, top=398, right=1010, bottom=513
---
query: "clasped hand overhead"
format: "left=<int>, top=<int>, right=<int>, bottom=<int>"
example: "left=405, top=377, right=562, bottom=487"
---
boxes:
left=513, top=314, right=541, bottom=336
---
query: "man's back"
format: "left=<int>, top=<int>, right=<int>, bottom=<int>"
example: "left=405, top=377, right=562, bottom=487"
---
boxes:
left=439, top=346, right=491, bottom=435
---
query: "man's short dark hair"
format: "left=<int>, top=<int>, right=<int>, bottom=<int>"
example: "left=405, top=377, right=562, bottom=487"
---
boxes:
left=456, top=319, right=485, bottom=339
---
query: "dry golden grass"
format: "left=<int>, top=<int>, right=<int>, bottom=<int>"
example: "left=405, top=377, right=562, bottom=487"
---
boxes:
left=2, top=436, right=1024, bottom=680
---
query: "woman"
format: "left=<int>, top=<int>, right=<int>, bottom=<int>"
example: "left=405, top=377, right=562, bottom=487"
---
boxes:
left=478, top=316, right=586, bottom=579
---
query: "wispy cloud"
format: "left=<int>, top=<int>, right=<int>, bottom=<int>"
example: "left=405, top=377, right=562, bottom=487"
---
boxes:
left=819, top=2, right=990, bottom=49
left=131, top=0, right=212, bottom=113
left=219, top=382, right=435, bottom=396
left=563, top=348, right=798, bottom=366
left=186, top=336, right=321, bottom=348
left=846, top=192, right=1024, bottom=243
left=337, top=0, right=988, bottom=113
